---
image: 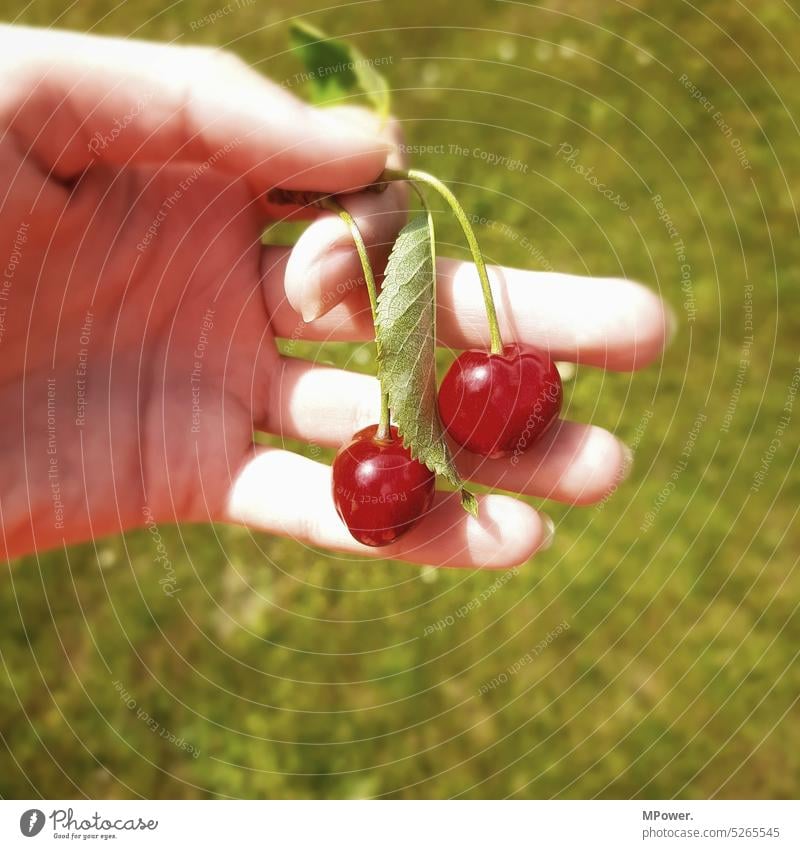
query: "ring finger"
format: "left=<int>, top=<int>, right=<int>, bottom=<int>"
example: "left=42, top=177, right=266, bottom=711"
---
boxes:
left=263, top=357, right=632, bottom=505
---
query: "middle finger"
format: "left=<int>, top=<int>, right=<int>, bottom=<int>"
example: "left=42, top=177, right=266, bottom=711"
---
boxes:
left=264, top=357, right=631, bottom=505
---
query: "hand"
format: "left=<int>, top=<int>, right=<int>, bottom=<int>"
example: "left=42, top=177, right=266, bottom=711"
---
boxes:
left=0, top=27, right=671, bottom=569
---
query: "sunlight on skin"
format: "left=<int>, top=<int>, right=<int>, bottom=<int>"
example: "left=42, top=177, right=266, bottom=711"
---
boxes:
left=0, top=28, right=667, bottom=566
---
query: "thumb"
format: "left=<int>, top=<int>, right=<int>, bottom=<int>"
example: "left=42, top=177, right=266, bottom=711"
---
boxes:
left=1, top=26, right=390, bottom=195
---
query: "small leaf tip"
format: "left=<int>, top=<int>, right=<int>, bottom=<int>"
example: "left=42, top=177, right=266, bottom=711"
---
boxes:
left=460, top=489, right=479, bottom=518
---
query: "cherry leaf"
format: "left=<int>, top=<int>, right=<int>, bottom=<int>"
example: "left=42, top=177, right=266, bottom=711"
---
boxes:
left=289, top=20, right=390, bottom=121
left=376, top=215, right=478, bottom=516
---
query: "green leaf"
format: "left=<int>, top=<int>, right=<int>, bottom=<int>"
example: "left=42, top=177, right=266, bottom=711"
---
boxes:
left=460, top=489, right=479, bottom=518
left=288, top=20, right=390, bottom=121
left=351, top=53, right=390, bottom=123
left=376, top=215, right=476, bottom=515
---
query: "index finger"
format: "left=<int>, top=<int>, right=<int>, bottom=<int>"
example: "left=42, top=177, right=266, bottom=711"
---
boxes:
left=263, top=247, right=674, bottom=371
left=1, top=26, right=390, bottom=194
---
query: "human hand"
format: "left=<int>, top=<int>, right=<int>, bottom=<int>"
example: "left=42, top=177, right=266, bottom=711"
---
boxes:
left=0, top=27, right=671, bottom=568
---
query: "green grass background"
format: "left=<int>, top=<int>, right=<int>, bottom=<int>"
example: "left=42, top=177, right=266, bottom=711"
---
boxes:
left=2, top=0, right=798, bottom=798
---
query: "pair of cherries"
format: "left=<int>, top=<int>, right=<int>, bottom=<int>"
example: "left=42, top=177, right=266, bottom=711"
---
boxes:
left=332, top=344, right=563, bottom=546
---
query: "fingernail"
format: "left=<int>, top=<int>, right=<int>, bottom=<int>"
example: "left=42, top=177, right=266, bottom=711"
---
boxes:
left=620, top=443, right=634, bottom=481
left=540, top=515, right=556, bottom=551
left=301, top=244, right=352, bottom=322
left=301, top=279, right=324, bottom=323
left=555, top=361, right=576, bottom=382
left=316, top=110, right=390, bottom=151
left=319, top=105, right=384, bottom=137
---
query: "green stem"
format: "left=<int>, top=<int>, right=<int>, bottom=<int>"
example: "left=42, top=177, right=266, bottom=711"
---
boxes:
left=321, top=198, right=391, bottom=440
left=381, top=167, right=504, bottom=354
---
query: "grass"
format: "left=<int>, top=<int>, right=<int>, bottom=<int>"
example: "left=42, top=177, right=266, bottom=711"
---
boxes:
left=1, top=0, right=798, bottom=798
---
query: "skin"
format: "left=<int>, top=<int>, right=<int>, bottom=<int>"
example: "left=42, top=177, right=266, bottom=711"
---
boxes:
left=0, top=27, right=672, bottom=569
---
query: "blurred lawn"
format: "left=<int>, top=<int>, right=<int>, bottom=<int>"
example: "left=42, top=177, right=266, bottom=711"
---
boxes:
left=2, top=0, right=798, bottom=799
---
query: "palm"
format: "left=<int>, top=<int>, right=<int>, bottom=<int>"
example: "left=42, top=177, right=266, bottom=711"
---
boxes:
left=1, top=158, right=276, bottom=546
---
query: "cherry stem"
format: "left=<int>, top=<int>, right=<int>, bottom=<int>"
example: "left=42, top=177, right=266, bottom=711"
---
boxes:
left=381, top=167, right=504, bottom=355
left=320, top=198, right=391, bottom=441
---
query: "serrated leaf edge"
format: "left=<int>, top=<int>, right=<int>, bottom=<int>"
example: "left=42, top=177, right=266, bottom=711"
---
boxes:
left=376, top=214, right=477, bottom=515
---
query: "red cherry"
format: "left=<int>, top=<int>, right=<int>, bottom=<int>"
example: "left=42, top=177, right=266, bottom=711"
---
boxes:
left=332, top=425, right=435, bottom=547
left=438, top=344, right=563, bottom=459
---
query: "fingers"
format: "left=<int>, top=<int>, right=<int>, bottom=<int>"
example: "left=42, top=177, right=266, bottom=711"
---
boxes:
left=264, top=247, right=673, bottom=370
left=435, top=260, right=673, bottom=370
left=1, top=27, right=389, bottom=194
left=227, top=447, right=549, bottom=569
left=284, top=109, right=408, bottom=321
left=265, top=358, right=631, bottom=505
left=265, top=356, right=380, bottom=443
left=453, top=420, right=632, bottom=506
left=283, top=178, right=408, bottom=321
